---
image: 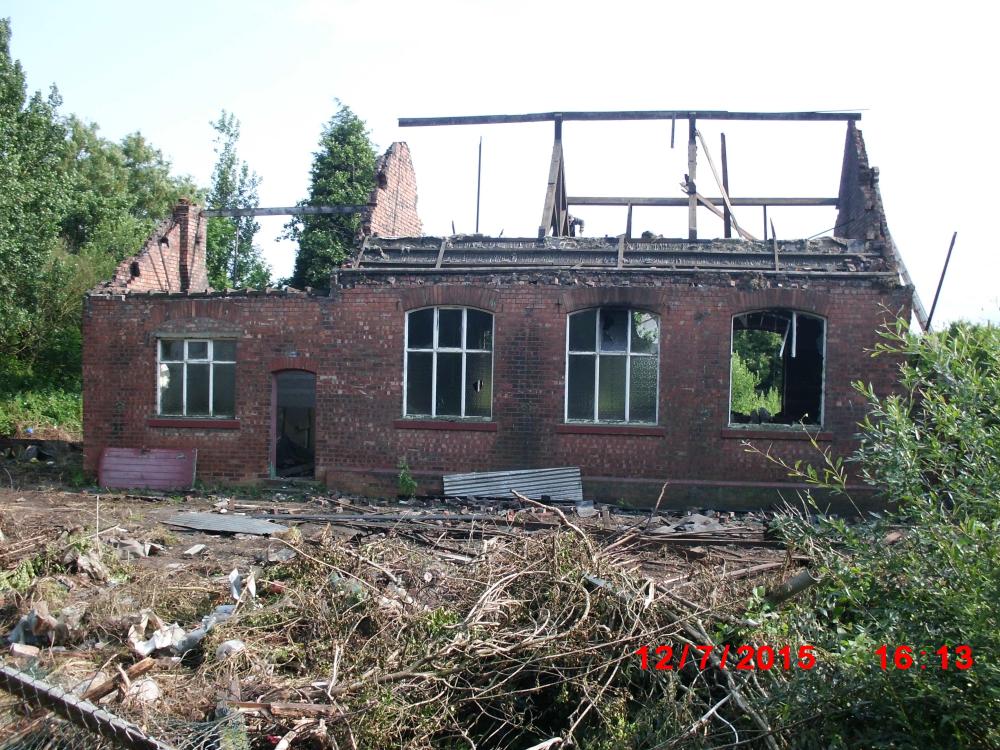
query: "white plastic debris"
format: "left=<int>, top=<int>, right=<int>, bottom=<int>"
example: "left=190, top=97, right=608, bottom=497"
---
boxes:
left=126, top=678, right=161, bottom=704
left=182, top=544, right=206, bottom=557
left=215, top=640, right=246, bottom=660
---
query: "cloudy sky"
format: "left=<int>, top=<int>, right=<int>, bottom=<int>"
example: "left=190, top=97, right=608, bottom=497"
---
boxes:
left=6, top=0, right=996, bottom=325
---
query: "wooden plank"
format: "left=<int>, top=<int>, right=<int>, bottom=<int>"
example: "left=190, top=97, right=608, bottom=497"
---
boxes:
left=688, top=116, right=697, bottom=241
left=203, top=205, right=368, bottom=218
left=166, top=512, right=288, bottom=536
left=538, top=137, right=564, bottom=238
left=99, top=448, right=197, bottom=491
left=568, top=197, right=837, bottom=207
left=721, top=133, right=731, bottom=238
left=693, top=193, right=759, bottom=241
left=695, top=129, right=753, bottom=241
left=399, top=110, right=862, bottom=127
left=434, top=238, right=447, bottom=269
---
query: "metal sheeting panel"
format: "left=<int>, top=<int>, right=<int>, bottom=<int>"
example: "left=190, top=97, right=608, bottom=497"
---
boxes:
left=99, top=448, right=197, bottom=491
left=443, top=467, right=583, bottom=503
left=165, top=512, right=288, bottom=536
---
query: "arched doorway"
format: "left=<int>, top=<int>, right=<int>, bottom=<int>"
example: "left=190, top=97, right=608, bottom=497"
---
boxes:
left=272, top=370, right=316, bottom=478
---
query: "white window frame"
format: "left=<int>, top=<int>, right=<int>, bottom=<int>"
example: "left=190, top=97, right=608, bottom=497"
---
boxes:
left=156, top=338, right=236, bottom=417
left=727, top=309, right=827, bottom=428
left=564, top=308, right=660, bottom=424
left=402, top=307, right=494, bottom=419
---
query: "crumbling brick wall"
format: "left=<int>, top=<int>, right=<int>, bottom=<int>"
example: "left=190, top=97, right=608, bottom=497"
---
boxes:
left=363, top=142, right=421, bottom=237
left=101, top=200, right=209, bottom=294
left=83, top=271, right=910, bottom=509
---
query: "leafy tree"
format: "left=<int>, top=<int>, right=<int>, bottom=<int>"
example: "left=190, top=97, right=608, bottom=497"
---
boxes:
left=286, top=103, right=376, bottom=288
left=730, top=349, right=781, bottom=416
left=744, top=321, right=1000, bottom=748
left=0, top=17, right=69, bottom=359
left=205, top=111, right=269, bottom=289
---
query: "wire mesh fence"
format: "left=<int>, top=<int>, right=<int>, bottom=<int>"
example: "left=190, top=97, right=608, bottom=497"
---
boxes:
left=0, top=662, right=245, bottom=750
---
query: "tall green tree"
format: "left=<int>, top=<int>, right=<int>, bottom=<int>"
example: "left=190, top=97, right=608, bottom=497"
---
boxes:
left=0, top=17, right=69, bottom=360
left=286, top=103, right=376, bottom=288
left=205, top=111, right=268, bottom=289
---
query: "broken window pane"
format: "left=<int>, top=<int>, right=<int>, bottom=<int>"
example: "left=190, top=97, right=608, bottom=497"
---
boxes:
left=407, top=308, right=433, bottom=349
left=186, top=363, right=210, bottom=414
left=187, top=341, right=208, bottom=360
left=435, top=353, right=462, bottom=416
left=569, top=310, right=597, bottom=352
left=730, top=310, right=824, bottom=426
left=629, top=357, right=657, bottom=423
left=466, top=310, right=493, bottom=351
left=438, top=309, right=463, bottom=348
left=213, top=340, right=236, bottom=361
left=631, top=312, right=659, bottom=354
left=465, top=353, right=492, bottom=417
left=160, top=340, right=183, bottom=361
left=213, top=363, right=236, bottom=417
left=598, top=355, right=627, bottom=421
left=406, top=352, right=433, bottom=415
left=567, top=355, right=595, bottom=420
left=599, top=309, right=628, bottom=352
left=159, top=363, right=183, bottom=414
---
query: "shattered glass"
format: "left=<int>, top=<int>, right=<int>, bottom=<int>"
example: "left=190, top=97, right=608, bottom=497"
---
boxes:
left=599, top=309, right=628, bottom=352
left=465, top=353, right=492, bottom=417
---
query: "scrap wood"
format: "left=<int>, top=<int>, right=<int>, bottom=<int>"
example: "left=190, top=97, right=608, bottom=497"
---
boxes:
left=81, top=657, right=157, bottom=701
left=228, top=700, right=343, bottom=718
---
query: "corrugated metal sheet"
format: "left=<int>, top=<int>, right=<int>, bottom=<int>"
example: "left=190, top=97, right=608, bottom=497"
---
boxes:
left=165, top=512, right=288, bottom=536
left=98, top=448, right=197, bottom=491
left=443, top=467, right=583, bottom=503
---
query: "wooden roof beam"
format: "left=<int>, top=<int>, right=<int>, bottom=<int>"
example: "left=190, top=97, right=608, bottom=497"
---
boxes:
left=400, top=110, right=861, bottom=127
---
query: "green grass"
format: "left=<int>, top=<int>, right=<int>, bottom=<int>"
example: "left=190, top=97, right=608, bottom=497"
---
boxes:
left=0, top=360, right=82, bottom=439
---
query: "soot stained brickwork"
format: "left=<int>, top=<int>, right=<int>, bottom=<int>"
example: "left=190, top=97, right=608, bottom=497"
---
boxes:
left=83, top=129, right=915, bottom=509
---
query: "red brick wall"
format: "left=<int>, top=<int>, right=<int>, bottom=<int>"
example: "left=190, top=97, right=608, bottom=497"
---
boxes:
left=83, top=274, right=910, bottom=508
left=100, top=200, right=209, bottom=294
left=364, top=142, right=421, bottom=237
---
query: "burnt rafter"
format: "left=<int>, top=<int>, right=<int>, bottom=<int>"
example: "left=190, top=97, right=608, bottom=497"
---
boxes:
left=539, top=117, right=571, bottom=239
left=399, top=108, right=863, bottom=240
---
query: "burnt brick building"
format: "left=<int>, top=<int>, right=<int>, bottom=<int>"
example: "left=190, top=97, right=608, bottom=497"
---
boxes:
left=83, top=113, right=919, bottom=508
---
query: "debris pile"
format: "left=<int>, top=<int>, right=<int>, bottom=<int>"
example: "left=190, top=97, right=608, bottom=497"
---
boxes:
left=0, top=487, right=807, bottom=748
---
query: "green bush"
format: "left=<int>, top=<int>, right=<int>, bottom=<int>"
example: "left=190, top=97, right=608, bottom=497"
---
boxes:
left=747, top=322, right=1000, bottom=748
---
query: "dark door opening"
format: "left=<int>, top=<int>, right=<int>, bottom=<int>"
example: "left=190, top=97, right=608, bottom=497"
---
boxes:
left=274, top=371, right=316, bottom=478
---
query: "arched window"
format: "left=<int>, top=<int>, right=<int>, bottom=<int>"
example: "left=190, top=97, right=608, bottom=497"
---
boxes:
left=565, top=308, right=659, bottom=424
left=404, top=307, right=494, bottom=418
left=730, top=310, right=825, bottom=426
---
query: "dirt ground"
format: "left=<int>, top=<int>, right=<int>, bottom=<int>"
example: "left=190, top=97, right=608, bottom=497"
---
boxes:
left=0, top=459, right=797, bottom=749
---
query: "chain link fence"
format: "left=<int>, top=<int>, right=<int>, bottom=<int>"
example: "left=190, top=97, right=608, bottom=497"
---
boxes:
left=0, top=662, right=247, bottom=750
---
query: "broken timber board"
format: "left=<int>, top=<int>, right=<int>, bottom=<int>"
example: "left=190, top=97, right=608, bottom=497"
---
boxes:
left=99, top=448, right=197, bottom=491
left=443, top=466, right=583, bottom=503
left=165, top=512, right=287, bottom=536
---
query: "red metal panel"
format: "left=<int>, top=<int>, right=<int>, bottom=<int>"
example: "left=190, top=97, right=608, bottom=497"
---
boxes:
left=98, top=448, right=197, bottom=490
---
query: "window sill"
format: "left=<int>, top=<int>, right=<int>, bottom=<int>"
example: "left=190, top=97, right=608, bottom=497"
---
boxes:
left=556, top=423, right=665, bottom=437
left=147, top=417, right=240, bottom=430
left=721, top=427, right=831, bottom=441
left=393, top=419, right=498, bottom=432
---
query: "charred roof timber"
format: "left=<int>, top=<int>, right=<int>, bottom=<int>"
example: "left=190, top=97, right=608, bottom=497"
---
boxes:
left=393, top=109, right=928, bottom=329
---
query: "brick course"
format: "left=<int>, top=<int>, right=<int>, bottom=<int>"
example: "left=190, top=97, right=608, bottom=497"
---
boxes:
left=83, top=273, right=910, bottom=508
